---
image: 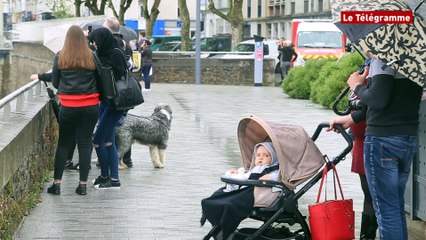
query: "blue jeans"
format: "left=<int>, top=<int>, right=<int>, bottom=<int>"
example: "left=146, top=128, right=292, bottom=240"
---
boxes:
left=364, top=135, right=417, bottom=240
left=55, top=105, right=99, bottom=181
left=141, top=64, right=152, bottom=89
left=92, top=101, right=125, bottom=180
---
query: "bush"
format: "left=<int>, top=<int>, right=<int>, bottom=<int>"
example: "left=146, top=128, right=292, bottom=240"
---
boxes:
left=282, top=59, right=333, bottom=99
left=310, top=53, right=364, bottom=108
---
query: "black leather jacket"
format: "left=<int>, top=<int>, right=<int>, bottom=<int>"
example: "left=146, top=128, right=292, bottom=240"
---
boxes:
left=51, top=53, right=98, bottom=95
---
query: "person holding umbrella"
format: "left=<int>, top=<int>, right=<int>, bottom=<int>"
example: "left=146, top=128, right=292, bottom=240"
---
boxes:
left=328, top=56, right=422, bottom=240
left=33, top=25, right=101, bottom=196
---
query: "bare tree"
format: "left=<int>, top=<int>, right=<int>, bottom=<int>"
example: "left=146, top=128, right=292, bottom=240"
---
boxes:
left=107, top=0, right=133, bottom=25
left=178, top=0, right=191, bottom=51
left=141, top=0, right=161, bottom=37
left=207, top=0, right=244, bottom=47
left=84, top=0, right=108, bottom=15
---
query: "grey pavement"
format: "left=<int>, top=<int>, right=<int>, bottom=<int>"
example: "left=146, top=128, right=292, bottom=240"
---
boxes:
left=15, top=83, right=367, bottom=239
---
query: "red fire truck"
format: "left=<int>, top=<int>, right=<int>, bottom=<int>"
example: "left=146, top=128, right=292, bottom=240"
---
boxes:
left=291, top=19, right=347, bottom=66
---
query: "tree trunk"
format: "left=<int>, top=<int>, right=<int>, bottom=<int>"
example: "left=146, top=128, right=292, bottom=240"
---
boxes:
left=178, top=0, right=191, bottom=51
left=107, top=0, right=132, bottom=25
left=141, top=0, right=161, bottom=37
left=208, top=0, right=244, bottom=48
left=84, top=0, right=108, bottom=15
left=231, top=22, right=243, bottom=47
left=74, top=0, right=82, bottom=17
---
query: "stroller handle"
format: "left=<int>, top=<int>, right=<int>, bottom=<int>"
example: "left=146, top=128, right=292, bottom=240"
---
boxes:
left=311, top=122, right=353, bottom=164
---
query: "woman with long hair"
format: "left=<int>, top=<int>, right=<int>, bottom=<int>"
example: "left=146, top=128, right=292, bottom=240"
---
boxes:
left=46, top=25, right=100, bottom=195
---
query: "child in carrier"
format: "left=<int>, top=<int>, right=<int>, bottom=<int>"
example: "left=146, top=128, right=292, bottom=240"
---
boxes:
left=201, top=142, right=279, bottom=239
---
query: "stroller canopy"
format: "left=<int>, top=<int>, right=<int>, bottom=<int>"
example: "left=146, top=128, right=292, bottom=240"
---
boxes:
left=237, top=116, right=324, bottom=189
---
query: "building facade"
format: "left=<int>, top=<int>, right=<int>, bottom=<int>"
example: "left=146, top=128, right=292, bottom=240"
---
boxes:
left=203, top=0, right=332, bottom=40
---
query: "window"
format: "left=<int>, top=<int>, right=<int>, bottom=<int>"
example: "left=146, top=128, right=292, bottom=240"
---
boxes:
left=258, top=0, right=262, bottom=17
left=291, top=2, right=295, bottom=15
left=257, top=24, right=261, bottom=36
left=304, top=0, right=309, bottom=13
left=319, top=0, right=324, bottom=12
left=247, top=0, right=251, bottom=18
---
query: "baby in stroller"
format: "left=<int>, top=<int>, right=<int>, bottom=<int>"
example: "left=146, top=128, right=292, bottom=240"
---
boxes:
left=201, top=142, right=279, bottom=239
left=224, top=142, right=279, bottom=192
left=201, top=116, right=333, bottom=240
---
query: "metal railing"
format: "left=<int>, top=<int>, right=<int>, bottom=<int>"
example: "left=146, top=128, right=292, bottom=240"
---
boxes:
left=0, top=80, right=44, bottom=122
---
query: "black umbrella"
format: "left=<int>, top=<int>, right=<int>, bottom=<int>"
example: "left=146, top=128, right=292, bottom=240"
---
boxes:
left=42, top=81, right=59, bottom=122
left=81, top=19, right=138, bottom=42
left=331, top=0, right=426, bottom=87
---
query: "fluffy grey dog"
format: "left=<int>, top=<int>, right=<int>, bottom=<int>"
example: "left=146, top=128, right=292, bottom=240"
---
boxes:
left=115, top=103, right=172, bottom=169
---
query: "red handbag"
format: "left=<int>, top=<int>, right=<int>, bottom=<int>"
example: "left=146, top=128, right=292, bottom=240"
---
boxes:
left=308, top=163, right=355, bottom=240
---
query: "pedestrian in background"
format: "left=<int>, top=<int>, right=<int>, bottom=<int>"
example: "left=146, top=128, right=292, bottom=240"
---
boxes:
left=41, top=25, right=100, bottom=196
left=139, top=40, right=153, bottom=91
left=277, top=38, right=298, bottom=83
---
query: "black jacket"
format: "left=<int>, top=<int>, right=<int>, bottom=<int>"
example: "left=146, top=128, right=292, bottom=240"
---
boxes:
left=51, top=53, right=98, bottom=95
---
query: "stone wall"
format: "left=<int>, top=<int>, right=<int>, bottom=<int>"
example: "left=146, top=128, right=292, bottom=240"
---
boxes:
left=147, top=57, right=276, bottom=86
left=9, top=42, right=276, bottom=87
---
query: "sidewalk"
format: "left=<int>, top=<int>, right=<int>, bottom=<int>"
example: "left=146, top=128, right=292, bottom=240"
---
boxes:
left=15, top=83, right=365, bottom=239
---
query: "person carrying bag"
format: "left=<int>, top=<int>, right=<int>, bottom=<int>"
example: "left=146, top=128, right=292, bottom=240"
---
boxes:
left=107, top=48, right=144, bottom=110
left=308, top=162, right=355, bottom=240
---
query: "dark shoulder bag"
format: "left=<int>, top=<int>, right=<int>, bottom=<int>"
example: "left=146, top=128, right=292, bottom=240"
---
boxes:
left=108, top=48, right=144, bottom=110
left=93, top=52, right=116, bottom=99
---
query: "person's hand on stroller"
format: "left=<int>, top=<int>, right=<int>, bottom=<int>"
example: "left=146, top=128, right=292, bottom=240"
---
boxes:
left=327, top=115, right=354, bottom=133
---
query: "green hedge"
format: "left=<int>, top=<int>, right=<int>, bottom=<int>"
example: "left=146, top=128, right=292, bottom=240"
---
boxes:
left=310, top=53, right=364, bottom=108
left=283, top=53, right=364, bottom=109
left=282, top=59, right=332, bottom=99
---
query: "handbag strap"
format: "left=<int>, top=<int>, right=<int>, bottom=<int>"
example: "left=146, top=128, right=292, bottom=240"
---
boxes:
left=316, top=162, right=345, bottom=203
left=115, top=48, right=130, bottom=75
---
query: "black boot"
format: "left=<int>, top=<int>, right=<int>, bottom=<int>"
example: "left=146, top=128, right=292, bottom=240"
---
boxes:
left=360, top=212, right=378, bottom=240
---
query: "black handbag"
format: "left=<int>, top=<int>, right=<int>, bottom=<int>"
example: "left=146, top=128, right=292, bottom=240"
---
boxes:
left=93, top=53, right=116, bottom=99
left=107, top=49, right=144, bottom=110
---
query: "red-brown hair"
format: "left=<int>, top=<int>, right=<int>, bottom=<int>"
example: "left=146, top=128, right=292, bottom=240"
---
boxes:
left=58, top=25, right=96, bottom=70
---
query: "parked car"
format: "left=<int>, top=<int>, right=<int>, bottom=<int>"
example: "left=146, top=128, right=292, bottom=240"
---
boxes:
left=151, top=36, right=181, bottom=51
left=199, top=34, right=232, bottom=51
left=208, top=39, right=281, bottom=72
left=157, top=41, right=182, bottom=51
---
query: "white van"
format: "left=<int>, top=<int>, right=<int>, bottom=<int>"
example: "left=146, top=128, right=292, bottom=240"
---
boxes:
left=208, top=39, right=280, bottom=72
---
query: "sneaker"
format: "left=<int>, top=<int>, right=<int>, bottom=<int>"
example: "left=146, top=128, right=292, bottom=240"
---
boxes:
left=75, top=184, right=87, bottom=195
left=92, top=175, right=109, bottom=185
left=94, top=179, right=121, bottom=189
left=47, top=183, right=61, bottom=195
left=123, top=158, right=133, bottom=168
left=65, top=160, right=74, bottom=169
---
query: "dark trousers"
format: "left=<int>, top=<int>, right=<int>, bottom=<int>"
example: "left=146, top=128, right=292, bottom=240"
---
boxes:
left=141, top=64, right=152, bottom=89
left=54, top=105, right=99, bottom=181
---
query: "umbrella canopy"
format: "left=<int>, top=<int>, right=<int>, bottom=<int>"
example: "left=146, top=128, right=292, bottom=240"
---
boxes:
left=80, top=19, right=138, bottom=42
left=331, top=0, right=426, bottom=87
left=237, top=116, right=324, bottom=189
left=43, top=24, right=73, bottom=53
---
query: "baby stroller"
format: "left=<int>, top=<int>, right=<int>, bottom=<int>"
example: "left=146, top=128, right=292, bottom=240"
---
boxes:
left=202, top=116, right=352, bottom=240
